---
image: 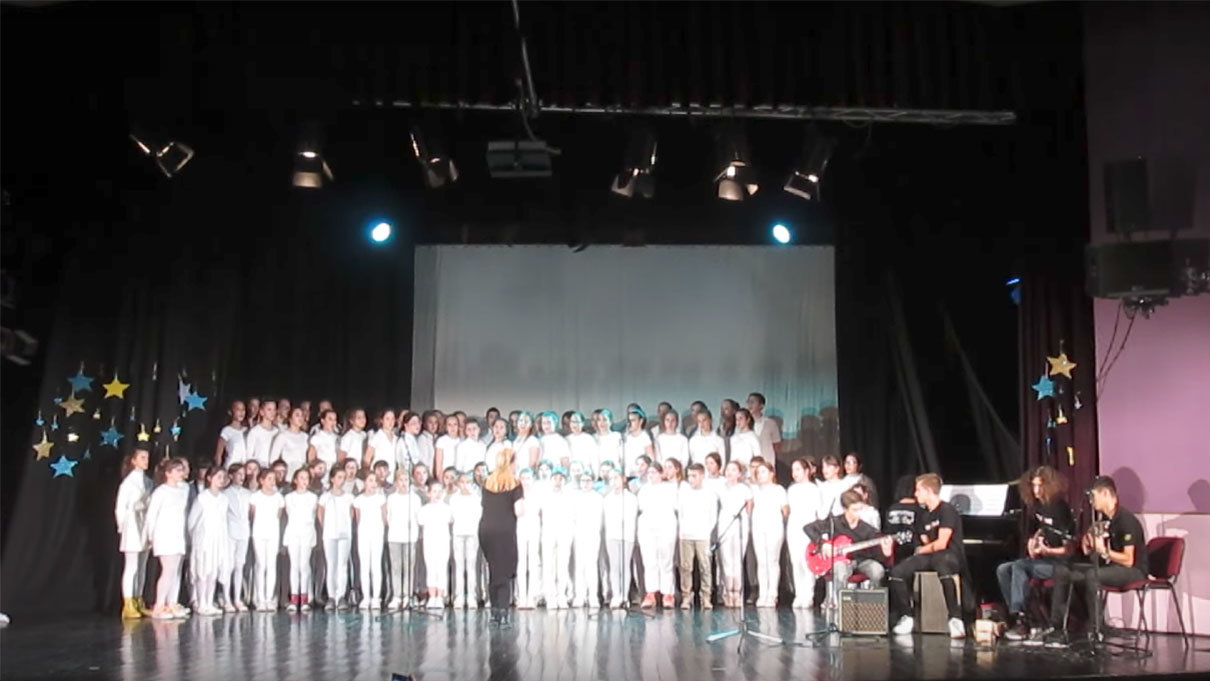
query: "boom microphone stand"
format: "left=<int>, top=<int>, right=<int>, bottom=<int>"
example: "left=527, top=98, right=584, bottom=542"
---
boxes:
left=705, top=505, right=789, bottom=650
left=805, top=510, right=842, bottom=646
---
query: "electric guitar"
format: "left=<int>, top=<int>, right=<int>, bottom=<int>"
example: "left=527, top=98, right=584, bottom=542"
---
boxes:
left=807, top=531, right=913, bottom=576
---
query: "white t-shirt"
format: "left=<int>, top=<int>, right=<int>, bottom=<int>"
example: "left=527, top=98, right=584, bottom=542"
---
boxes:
left=417, top=432, right=437, bottom=470
left=339, top=429, right=368, bottom=465
left=602, top=489, right=639, bottom=541
left=817, top=478, right=853, bottom=517
left=485, top=439, right=512, bottom=470
left=572, top=488, right=605, bottom=540
left=594, top=431, right=623, bottom=469
left=385, top=489, right=422, bottom=543
left=752, top=415, right=782, bottom=463
left=717, top=482, right=753, bottom=539
left=417, top=500, right=453, bottom=548
left=512, top=434, right=541, bottom=468
left=245, top=424, right=278, bottom=467
left=539, top=433, right=571, bottom=466
left=368, top=429, right=400, bottom=479
left=541, top=488, right=576, bottom=536
left=309, top=430, right=339, bottom=469
left=397, top=432, right=423, bottom=472
left=283, top=490, right=318, bottom=545
left=728, top=431, right=761, bottom=469
left=224, top=485, right=252, bottom=540
left=319, top=490, right=354, bottom=540
left=449, top=492, right=482, bottom=536
left=677, top=484, right=719, bottom=541
left=751, top=483, right=788, bottom=528
left=453, top=439, right=487, bottom=473
left=220, top=425, right=247, bottom=466
left=270, top=429, right=310, bottom=479
left=704, top=474, right=727, bottom=501
left=787, top=480, right=824, bottom=523
left=688, top=431, right=726, bottom=467
left=248, top=490, right=284, bottom=540
left=566, top=432, right=597, bottom=469
left=622, top=430, right=653, bottom=471
left=637, top=480, right=678, bottom=522
left=353, top=491, right=387, bottom=541
left=655, top=432, right=689, bottom=466
left=435, top=434, right=461, bottom=469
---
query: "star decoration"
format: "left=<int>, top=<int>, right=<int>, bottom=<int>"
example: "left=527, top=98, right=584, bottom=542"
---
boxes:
left=82, top=448, right=93, bottom=461
left=34, top=411, right=44, bottom=427
left=153, top=419, right=162, bottom=434
left=136, top=423, right=150, bottom=442
left=33, top=431, right=54, bottom=460
left=101, top=425, right=124, bottom=448
left=66, top=432, right=80, bottom=443
left=1074, top=394, right=1083, bottom=410
left=51, top=415, right=60, bottom=431
left=185, top=389, right=208, bottom=412
left=170, top=420, right=182, bottom=438
left=1047, top=353, right=1078, bottom=379
left=102, top=374, right=130, bottom=399
left=50, top=455, right=78, bottom=478
left=59, top=390, right=86, bottom=417
left=178, top=376, right=192, bottom=405
left=1056, top=407, right=1069, bottom=425
left=67, top=365, right=95, bottom=393
left=1047, top=417, right=1056, bottom=428
left=52, top=396, right=62, bottom=404
left=1032, top=374, right=1055, bottom=400
left=93, top=408, right=102, bottom=420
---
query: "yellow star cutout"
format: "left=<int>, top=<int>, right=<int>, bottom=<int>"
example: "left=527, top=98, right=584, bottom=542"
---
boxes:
left=136, top=423, right=151, bottom=442
left=67, top=432, right=80, bottom=442
left=33, top=432, right=54, bottom=460
left=102, top=374, right=130, bottom=399
left=1047, top=352, right=1078, bottom=379
left=59, top=390, right=86, bottom=417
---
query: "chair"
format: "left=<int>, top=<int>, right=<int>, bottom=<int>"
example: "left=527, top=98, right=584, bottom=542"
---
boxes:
left=1027, top=577, right=1069, bottom=629
left=1099, top=536, right=1189, bottom=645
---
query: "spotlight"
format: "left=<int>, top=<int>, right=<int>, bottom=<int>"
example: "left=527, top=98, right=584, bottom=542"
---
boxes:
left=784, top=126, right=836, bottom=201
left=129, top=132, right=194, bottom=178
left=611, top=128, right=657, bottom=199
left=410, top=125, right=458, bottom=188
left=714, top=123, right=758, bottom=201
left=772, top=223, right=792, bottom=244
left=293, top=124, right=333, bottom=189
left=1006, top=277, right=1021, bottom=305
left=370, top=221, right=393, bottom=243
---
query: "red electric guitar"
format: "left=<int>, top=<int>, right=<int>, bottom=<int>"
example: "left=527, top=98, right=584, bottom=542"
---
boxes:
left=806, top=531, right=912, bottom=576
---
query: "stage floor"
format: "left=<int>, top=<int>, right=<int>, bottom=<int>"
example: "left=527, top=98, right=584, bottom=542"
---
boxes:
left=2, top=609, right=1206, bottom=681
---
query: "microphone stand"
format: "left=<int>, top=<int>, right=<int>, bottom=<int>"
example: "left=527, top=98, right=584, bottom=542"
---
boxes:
left=705, top=500, right=790, bottom=650
left=805, top=507, right=842, bottom=645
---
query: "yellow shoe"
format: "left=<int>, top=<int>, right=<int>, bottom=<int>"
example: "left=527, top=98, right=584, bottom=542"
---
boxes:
left=136, top=597, right=153, bottom=616
left=121, top=597, right=143, bottom=619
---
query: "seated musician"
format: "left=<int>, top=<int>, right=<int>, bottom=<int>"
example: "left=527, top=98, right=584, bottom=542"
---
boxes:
left=889, top=473, right=967, bottom=639
left=996, top=465, right=1074, bottom=641
left=803, top=489, right=894, bottom=593
left=1045, top=475, right=1148, bottom=647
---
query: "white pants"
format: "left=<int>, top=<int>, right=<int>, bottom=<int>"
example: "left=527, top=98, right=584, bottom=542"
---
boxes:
left=541, top=531, right=572, bottom=606
left=387, top=541, right=414, bottom=602
left=452, top=535, right=480, bottom=602
left=358, top=535, right=384, bottom=603
left=718, top=519, right=749, bottom=595
left=423, top=535, right=450, bottom=593
left=325, top=538, right=351, bottom=604
left=286, top=539, right=314, bottom=599
left=226, top=538, right=248, bottom=606
left=785, top=522, right=815, bottom=606
left=638, top=515, right=677, bottom=595
left=751, top=522, right=784, bottom=603
left=121, top=550, right=147, bottom=599
left=154, top=554, right=183, bottom=608
left=572, top=533, right=601, bottom=605
left=604, top=539, right=634, bottom=604
left=516, top=528, right=542, bottom=606
left=251, top=538, right=279, bottom=607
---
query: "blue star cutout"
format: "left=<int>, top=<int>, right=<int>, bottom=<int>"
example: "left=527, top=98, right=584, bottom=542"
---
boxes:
left=82, top=448, right=93, bottom=461
left=50, top=455, right=78, bottom=478
left=1032, top=373, right=1055, bottom=400
left=185, top=390, right=208, bottom=412
left=170, top=422, right=182, bottom=437
left=100, top=426, right=124, bottom=448
left=67, top=369, right=94, bottom=393
left=52, top=396, right=62, bottom=404
left=178, top=377, right=192, bottom=405
left=51, top=419, right=60, bottom=431
left=35, top=414, right=44, bottom=427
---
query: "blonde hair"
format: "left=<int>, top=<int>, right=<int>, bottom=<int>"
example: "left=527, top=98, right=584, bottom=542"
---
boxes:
left=484, top=448, right=520, bottom=493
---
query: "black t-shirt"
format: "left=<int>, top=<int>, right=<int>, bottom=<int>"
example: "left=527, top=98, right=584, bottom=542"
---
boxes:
left=1103, top=507, right=1148, bottom=575
left=803, top=516, right=887, bottom=565
left=919, top=501, right=964, bottom=559
left=885, top=500, right=920, bottom=563
left=1031, top=498, right=1075, bottom=551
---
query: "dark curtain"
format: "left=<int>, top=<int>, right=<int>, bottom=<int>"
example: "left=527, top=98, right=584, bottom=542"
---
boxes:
left=0, top=156, right=415, bottom=617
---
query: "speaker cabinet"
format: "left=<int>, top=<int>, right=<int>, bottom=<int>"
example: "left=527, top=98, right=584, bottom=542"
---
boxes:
left=839, top=588, right=889, bottom=635
left=1104, top=159, right=1149, bottom=234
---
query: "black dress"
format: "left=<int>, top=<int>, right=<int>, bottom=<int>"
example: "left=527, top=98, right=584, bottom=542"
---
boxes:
left=479, top=484, right=524, bottom=608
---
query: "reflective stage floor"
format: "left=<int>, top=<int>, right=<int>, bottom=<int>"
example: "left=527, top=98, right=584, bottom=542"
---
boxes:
left=2, top=608, right=1207, bottom=681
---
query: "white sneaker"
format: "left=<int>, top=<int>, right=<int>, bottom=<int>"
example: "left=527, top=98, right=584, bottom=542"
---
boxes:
left=469, top=600, right=480, bottom=610
left=454, top=598, right=466, bottom=609
left=358, top=600, right=370, bottom=610
left=370, top=599, right=382, bottom=610
left=892, top=615, right=915, bottom=635
left=427, top=598, right=444, bottom=610
left=300, top=603, right=311, bottom=613
left=948, top=618, right=966, bottom=639
left=387, top=598, right=401, bottom=610
left=286, top=603, right=298, bottom=613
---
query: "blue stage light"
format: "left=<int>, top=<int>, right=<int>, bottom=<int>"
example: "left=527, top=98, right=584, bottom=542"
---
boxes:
left=370, top=221, right=393, bottom=243
left=772, top=223, right=792, bottom=244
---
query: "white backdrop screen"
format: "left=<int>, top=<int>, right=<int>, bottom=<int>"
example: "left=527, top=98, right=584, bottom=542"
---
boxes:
left=411, top=245, right=836, bottom=436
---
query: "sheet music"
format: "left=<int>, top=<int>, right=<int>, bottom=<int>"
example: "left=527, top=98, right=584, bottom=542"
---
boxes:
left=939, top=484, right=1009, bottom=517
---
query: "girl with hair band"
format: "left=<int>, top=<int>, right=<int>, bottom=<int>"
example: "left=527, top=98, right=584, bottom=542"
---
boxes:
left=215, top=400, right=248, bottom=468
left=703, top=453, right=725, bottom=497
left=283, top=469, right=318, bottom=612
left=307, top=409, right=340, bottom=474
left=655, top=410, right=689, bottom=466
left=270, top=407, right=310, bottom=480
left=816, top=454, right=849, bottom=518
left=434, top=413, right=461, bottom=476
left=352, top=473, right=387, bottom=609
left=786, top=458, right=823, bottom=609
left=397, top=410, right=424, bottom=473
left=385, top=469, right=421, bottom=610
left=728, top=408, right=762, bottom=471
left=565, top=411, right=596, bottom=470
left=248, top=469, right=285, bottom=611
left=512, top=411, right=541, bottom=470
left=364, top=409, right=399, bottom=479
left=540, top=468, right=574, bottom=608
left=418, top=410, right=442, bottom=470
left=688, top=410, right=725, bottom=467
left=223, top=463, right=252, bottom=612
left=188, top=466, right=230, bottom=616
left=454, top=420, right=487, bottom=474
left=243, top=460, right=261, bottom=490
left=603, top=470, right=638, bottom=609
left=144, top=457, right=191, bottom=619
left=750, top=460, right=788, bottom=608
left=417, top=480, right=454, bottom=609
left=571, top=471, right=605, bottom=609
left=450, top=472, right=484, bottom=609
left=246, top=397, right=261, bottom=428
left=115, top=446, right=153, bottom=618
left=514, top=468, right=543, bottom=609
left=245, top=400, right=277, bottom=467
left=341, top=458, right=365, bottom=495
left=592, top=409, right=623, bottom=472
left=338, top=408, right=368, bottom=468
left=538, top=411, right=571, bottom=470
left=479, top=448, right=524, bottom=624
left=318, top=466, right=355, bottom=610
left=717, top=460, right=753, bottom=608
left=484, top=418, right=513, bottom=471
left=842, top=452, right=879, bottom=509
left=275, top=398, right=291, bottom=431
left=637, top=461, right=679, bottom=609
left=306, top=459, right=327, bottom=493
left=623, top=409, right=655, bottom=474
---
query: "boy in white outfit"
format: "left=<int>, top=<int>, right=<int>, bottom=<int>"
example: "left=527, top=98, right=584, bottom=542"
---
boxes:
left=677, top=463, right=718, bottom=609
left=417, top=480, right=453, bottom=608
left=449, top=473, right=483, bottom=608
left=540, top=469, right=575, bottom=608
left=571, top=472, right=604, bottom=609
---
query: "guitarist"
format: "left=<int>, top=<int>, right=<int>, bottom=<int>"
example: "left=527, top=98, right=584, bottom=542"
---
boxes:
left=889, top=473, right=968, bottom=639
left=803, top=489, right=894, bottom=599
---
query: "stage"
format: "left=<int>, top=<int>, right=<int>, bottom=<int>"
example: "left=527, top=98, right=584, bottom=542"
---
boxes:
left=2, top=610, right=1205, bottom=681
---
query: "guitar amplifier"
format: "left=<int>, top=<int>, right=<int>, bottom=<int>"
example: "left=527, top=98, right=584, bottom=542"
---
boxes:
left=839, top=588, right=888, bottom=635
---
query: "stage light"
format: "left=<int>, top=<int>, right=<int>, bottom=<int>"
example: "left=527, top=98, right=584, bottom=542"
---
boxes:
left=129, top=132, right=194, bottom=178
left=784, top=126, right=836, bottom=201
left=772, top=223, right=792, bottom=244
left=410, top=125, right=458, bottom=189
left=370, top=222, right=393, bottom=243
left=611, top=128, right=657, bottom=199
left=714, top=123, right=758, bottom=201
left=1006, top=276, right=1021, bottom=305
left=293, top=148, right=333, bottom=189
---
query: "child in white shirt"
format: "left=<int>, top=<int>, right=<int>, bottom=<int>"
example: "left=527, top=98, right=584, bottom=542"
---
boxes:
left=386, top=469, right=422, bottom=609
left=541, top=469, right=575, bottom=608
left=248, top=469, right=285, bottom=611
left=318, top=467, right=355, bottom=610
left=571, top=472, right=604, bottom=609
left=417, top=480, right=453, bottom=609
left=283, top=469, right=318, bottom=612
left=454, top=421, right=487, bottom=474
left=449, top=473, right=483, bottom=608
left=352, top=474, right=387, bottom=609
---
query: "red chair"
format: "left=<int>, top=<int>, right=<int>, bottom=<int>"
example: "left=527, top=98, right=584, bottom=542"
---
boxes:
left=1028, top=577, right=1069, bottom=629
left=1099, top=536, right=1189, bottom=645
